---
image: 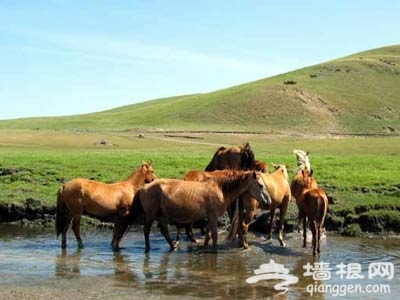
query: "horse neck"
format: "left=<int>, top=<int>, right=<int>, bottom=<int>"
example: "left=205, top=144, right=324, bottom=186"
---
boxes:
left=124, top=169, right=145, bottom=187
left=216, top=172, right=252, bottom=205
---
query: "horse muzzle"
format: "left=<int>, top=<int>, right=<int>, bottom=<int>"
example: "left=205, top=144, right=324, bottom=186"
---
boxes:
left=259, top=188, right=272, bottom=207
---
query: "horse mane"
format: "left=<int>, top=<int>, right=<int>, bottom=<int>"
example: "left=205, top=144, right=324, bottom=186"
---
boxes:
left=205, top=146, right=227, bottom=171
left=125, top=161, right=152, bottom=181
left=293, top=149, right=311, bottom=173
left=210, top=170, right=250, bottom=193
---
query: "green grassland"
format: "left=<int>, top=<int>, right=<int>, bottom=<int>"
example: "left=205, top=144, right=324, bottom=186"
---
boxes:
left=0, top=44, right=399, bottom=235
left=0, top=131, right=399, bottom=235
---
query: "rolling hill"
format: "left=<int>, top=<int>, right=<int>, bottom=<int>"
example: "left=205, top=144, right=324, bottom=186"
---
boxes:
left=1, top=45, right=399, bottom=135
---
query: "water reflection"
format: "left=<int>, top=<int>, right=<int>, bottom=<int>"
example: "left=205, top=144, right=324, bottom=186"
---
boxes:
left=0, top=225, right=399, bottom=300
left=55, top=249, right=81, bottom=277
left=112, top=251, right=140, bottom=286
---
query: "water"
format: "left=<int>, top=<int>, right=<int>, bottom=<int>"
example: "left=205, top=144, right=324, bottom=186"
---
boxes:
left=0, top=224, right=399, bottom=300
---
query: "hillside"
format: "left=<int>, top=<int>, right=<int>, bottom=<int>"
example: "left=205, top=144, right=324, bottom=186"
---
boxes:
left=1, top=45, right=400, bottom=135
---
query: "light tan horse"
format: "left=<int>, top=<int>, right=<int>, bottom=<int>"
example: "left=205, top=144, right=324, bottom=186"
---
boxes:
left=228, top=164, right=291, bottom=249
left=112, top=170, right=269, bottom=252
left=296, top=168, right=328, bottom=256
left=56, top=161, right=156, bottom=249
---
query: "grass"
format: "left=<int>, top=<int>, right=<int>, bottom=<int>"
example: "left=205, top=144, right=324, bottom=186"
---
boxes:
left=0, top=130, right=399, bottom=234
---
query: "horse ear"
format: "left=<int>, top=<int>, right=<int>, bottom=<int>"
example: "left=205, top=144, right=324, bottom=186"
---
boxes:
left=148, top=160, right=153, bottom=166
left=252, top=171, right=257, bottom=179
left=306, top=150, right=310, bottom=156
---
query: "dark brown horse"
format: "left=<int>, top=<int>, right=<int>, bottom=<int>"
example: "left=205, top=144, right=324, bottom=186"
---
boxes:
left=296, top=168, right=328, bottom=256
left=56, top=161, right=156, bottom=249
left=112, top=170, right=269, bottom=252
left=205, top=142, right=255, bottom=171
left=228, top=164, right=291, bottom=249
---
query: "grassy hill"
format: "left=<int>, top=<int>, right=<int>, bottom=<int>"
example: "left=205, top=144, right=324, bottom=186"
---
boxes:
left=1, top=45, right=399, bottom=135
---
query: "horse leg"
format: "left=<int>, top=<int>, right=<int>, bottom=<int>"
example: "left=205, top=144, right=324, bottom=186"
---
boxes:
left=143, top=218, right=154, bottom=253
left=278, top=203, right=288, bottom=247
left=185, top=224, right=197, bottom=244
left=175, top=224, right=182, bottom=243
left=302, top=217, right=307, bottom=248
left=210, top=219, right=218, bottom=249
left=159, top=219, right=176, bottom=251
left=61, top=215, right=72, bottom=249
left=241, top=210, right=255, bottom=249
left=111, top=222, right=129, bottom=251
left=317, top=224, right=322, bottom=254
left=267, top=207, right=276, bottom=241
left=310, top=220, right=317, bottom=256
left=71, top=215, right=83, bottom=249
left=203, top=225, right=211, bottom=248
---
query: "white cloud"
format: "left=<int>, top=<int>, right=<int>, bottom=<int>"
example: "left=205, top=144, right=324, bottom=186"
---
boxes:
left=10, top=27, right=271, bottom=72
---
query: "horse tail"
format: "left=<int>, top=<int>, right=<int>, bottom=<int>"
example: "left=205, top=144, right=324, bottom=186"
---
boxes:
left=130, top=190, right=144, bottom=224
left=56, top=185, right=69, bottom=237
left=317, top=191, right=329, bottom=227
left=226, top=198, right=240, bottom=242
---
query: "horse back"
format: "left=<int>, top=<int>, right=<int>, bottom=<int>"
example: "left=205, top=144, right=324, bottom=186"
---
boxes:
left=302, top=188, right=328, bottom=225
left=260, top=172, right=291, bottom=202
left=142, top=179, right=221, bottom=223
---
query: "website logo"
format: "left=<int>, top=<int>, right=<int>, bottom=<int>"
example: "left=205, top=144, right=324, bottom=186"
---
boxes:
left=246, top=259, right=299, bottom=296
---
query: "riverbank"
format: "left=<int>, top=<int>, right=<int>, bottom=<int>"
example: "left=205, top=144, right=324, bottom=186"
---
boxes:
left=1, top=197, right=399, bottom=238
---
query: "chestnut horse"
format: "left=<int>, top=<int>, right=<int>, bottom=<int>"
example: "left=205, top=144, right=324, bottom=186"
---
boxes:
left=227, top=164, right=291, bottom=249
left=205, top=142, right=255, bottom=171
left=296, top=168, right=328, bottom=256
left=56, top=161, right=156, bottom=249
left=112, top=170, right=269, bottom=252
left=178, top=169, right=271, bottom=243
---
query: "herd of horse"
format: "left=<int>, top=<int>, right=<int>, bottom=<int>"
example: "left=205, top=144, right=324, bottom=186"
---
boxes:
left=56, top=143, right=329, bottom=256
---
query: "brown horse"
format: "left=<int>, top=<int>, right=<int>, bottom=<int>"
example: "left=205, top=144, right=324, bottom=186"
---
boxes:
left=228, top=164, right=291, bottom=249
left=56, top=161, right=156, bottom=249
left=205, top=142, right=255, bottom=171
left=290, top=149, right=318, bottom=226
left=112, top=170, right=269, bottom=252
left=296, top=168, right=328, bottom=256
left=178, top=169, right=271, bottom=243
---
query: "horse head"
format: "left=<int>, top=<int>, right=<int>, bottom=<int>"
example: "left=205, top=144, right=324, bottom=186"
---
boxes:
left=245, top=172, right=270, bottom=206
left=293, top=149, right=311, bottom=173
left=140, top=160, right=157, bottom=183
left=240, top=142, right=255, bottom=170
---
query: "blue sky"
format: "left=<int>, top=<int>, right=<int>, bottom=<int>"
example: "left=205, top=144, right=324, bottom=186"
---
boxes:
left=0, top=0, right=399, bottom=120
